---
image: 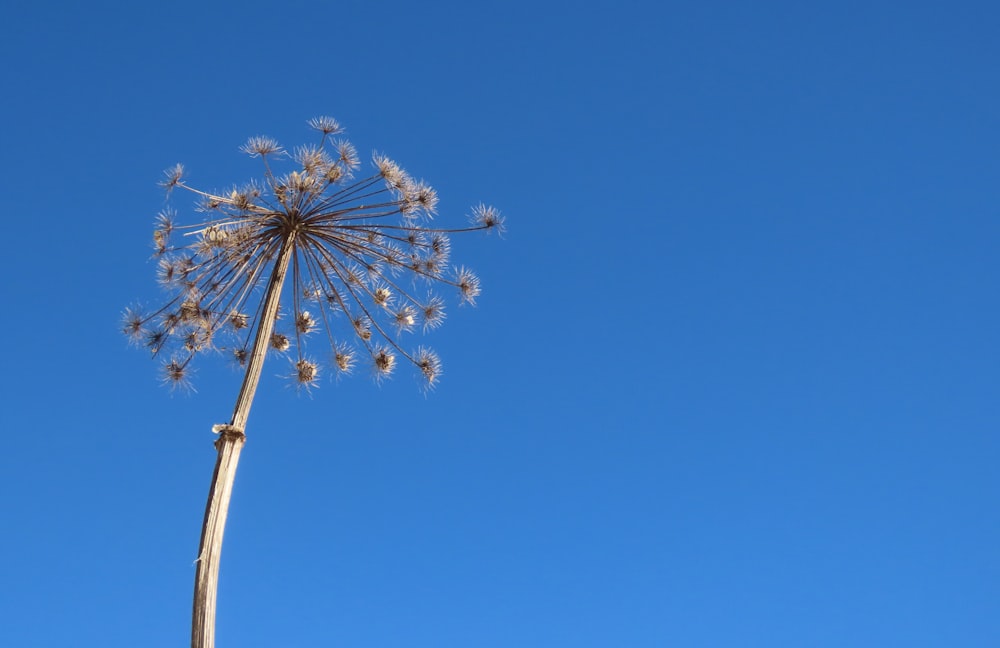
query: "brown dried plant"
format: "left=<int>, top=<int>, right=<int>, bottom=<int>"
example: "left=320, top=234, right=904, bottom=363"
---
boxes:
left=124, top=116, right=502, bottom=648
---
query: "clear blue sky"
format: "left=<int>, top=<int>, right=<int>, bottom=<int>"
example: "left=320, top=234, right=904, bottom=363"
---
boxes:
left=1, top=1, right=998, bottom=646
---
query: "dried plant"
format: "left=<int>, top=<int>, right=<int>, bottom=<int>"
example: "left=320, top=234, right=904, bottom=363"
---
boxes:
left=124, top=116, right=502, bottom=648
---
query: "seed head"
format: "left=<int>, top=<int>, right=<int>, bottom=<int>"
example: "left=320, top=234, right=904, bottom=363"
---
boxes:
left=122, top=307, right=146, bottom=344
left=336, top=140, right=359, bottom=171
left=429, top=233, right=450, bottom=260
left=146, top=329, right=168, bottom=354
left=470, top=203, right=505, bottom=235
left=127, top=116, right=503, bottom=389
left=421, top=296, right=447, bottom=331
left=161, top=164, right=184, bottom=192
left=240, top=136, right=285, bottom=158
left=455, top=267, right=481, bottom=305
left=153, top=230, right=168, bottom=256
left=393, top=305, right=417, bottom=333
left=232, top=348, right=248, bottom=367
left=308, top=116, right=343, bottom=135
left=373, top=347, right=396, bottom=381
left=156, top=209, right=176, bottom=236
left=293, top=359, right=319, bottom=389
left=229, top=311, right=249, bottom=330
left=333, top=343, right=355, bottom=376
left=295, top=311, right=316, bottom=335
left=162, top=357, right=194, bottom=392
left=373, top=286, right=393, bottom=308
left=414, top=347, right=442, bottom=389
left=352, top=316, right=372, bottom=341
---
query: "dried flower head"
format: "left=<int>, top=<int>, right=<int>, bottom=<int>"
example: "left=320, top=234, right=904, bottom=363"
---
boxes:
left=308, top=116, right=343, bottom=135
left=373, top=347, right=396, bottom=381
left=421, top=296, right=447, bottom=331
left=333, top=343, right=356, bottom=376
left=122, top=307, right=146, bottom=345
left=161, top=164, right=184, bottom=192
left=471, top=203, right=506, bottom=235
left=240, top=136, right=285, bottom=158
left=293, top=359, right=319, bottom=390
left=455, top=266, right=482, bottom=305
left=414, top=347, right=442, bottom=389
left=270, top=333, right=291, bottom=352
left=162, top=357, right=195, bottom=392
left=295, top=311, right=316, bottom=335
left=126, top=116, right=502, bottom=389
left=393, top=305, right=417, bottom=334
left=373, top=286, right=393, bottom=308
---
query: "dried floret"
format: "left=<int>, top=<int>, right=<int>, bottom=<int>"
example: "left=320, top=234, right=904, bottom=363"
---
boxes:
left=293, top=359, right=319, bottom=389
left=414, top=347, right=442, bottom=388
left=421, top=296, right=446, bottom=331
left=373, top=347, right=396, bottom=380
left=308, top=116, right=342, bottom=135
left=162, top=357, right=194, bottom=392
left=240, top=136, right=284, bottom=157
left=295, top=311, right=316, bottom=335
left=393, top=305, right=417, bottom=333
left=270, top=333, right=290, bottom=352
left=455, top=267, right=481, bottom=305
left=471, top=203, right=505, bottom=235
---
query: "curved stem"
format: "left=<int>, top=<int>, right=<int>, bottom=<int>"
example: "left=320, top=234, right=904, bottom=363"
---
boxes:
left=191, top=232, right=297, bottom=648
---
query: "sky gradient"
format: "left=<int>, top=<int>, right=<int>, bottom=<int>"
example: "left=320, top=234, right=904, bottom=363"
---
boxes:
left=1, top=1, right=998, bottom=646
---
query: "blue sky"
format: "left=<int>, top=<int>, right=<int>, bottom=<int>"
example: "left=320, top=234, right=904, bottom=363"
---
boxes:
left=1, top=1, right=998, bottom=646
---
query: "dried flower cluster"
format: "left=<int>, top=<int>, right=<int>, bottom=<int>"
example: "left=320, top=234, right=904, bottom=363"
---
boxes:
left=125, top=116, right=502, bottom=391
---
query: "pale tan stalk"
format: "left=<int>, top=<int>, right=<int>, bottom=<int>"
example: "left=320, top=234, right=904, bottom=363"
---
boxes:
left=124, top=117, right=503, bottom=647
left=191, top=232, right=297, bottom=648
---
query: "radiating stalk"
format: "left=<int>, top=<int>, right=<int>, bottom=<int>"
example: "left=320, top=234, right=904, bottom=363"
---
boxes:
left=191, top=232, right=297, bottom=648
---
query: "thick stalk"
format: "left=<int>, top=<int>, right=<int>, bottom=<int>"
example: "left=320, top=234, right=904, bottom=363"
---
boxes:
left=191, top=232, right=297, bottom=648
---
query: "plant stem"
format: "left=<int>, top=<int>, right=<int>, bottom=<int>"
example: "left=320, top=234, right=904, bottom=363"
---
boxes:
left=191, top=233, right=297, bottom=648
